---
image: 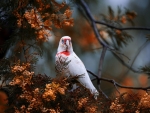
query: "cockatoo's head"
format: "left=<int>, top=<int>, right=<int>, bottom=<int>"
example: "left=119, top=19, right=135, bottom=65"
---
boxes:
left=57, top=36, right=73, bottom=53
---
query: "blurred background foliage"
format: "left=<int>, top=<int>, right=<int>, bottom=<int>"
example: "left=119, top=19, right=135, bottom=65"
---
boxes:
left=35, top=0, right=150, bottom=97
left=0, top=0, right=150, bottom=102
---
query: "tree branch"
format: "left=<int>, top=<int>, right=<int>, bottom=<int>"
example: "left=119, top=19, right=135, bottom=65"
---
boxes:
left=98, top=47, right=107, bottom=81
left=97, top=47, right=107, bottom=97
left=21, top=38, right=28, bottom=63
left=79, top=0, right=150, bottom=99
left=95, top=20, right=150, bottom=31
left=87, top=70, right=150, bottom=91
left=79, top=0, right=114, bottom=51
left=78, top=0, right=150, bottom=75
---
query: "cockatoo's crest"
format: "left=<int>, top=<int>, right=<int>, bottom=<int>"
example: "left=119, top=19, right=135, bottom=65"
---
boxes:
left=57, top=36, right=73, bottom=56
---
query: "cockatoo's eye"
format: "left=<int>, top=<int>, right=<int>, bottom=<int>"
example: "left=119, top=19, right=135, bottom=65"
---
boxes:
left=62, top=39, right=64, bottom=44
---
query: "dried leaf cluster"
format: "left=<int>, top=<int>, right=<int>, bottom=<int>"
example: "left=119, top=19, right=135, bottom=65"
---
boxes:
left=110, top=92, right=150, bottom=112
left=0, top=60, right=99, bottom=113
left=99, top=7, right=136, bottom=47
left=0, top=0, right=74, bottom=59
left=13, top=0, right=73, bottom=42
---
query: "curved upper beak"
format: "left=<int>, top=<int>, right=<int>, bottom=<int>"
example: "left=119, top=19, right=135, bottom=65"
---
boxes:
left=66, top=40, right=70, bottom=47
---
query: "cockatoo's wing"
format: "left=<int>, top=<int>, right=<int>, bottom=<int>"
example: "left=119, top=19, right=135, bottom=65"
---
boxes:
left=67, top=52, right=99, bottom=96
left=55, top=52, right=99, bottom=98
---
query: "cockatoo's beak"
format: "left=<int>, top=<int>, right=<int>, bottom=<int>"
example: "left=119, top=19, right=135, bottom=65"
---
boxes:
left=66, top=40, right=70, bottom=46
left=65, top=39, right=70, bottom=50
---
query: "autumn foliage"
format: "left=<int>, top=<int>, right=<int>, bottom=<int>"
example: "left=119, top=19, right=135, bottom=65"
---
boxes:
left=0, top=0, right=150, bottom=113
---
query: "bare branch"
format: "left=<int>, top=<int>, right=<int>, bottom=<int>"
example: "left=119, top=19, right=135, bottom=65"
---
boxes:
left=87, top=70, right=109, bottom=99
left=95, top=20, right=150, bottom=31
left=87, top=70, right=150, bottom=91
left=98, top=47, right=107, bottom=81
left=112, top=50, right=130, bottom=61
left=112, top=79, right=120, bottom=94
left=97, top=47, right=107, bottom=97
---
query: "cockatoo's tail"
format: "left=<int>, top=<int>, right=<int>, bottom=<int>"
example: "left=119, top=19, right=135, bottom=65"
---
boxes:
left=55, top=36, right=99, bottom=99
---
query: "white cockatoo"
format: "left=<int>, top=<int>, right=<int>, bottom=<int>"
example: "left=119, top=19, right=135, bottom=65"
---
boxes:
left=55, top=36, right=99, bottom=98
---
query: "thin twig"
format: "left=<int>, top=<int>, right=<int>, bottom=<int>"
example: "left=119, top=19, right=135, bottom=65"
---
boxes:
left=112, top=80, right=120, bottom=94
left=124, top=41, right=149, bottom=76
left=112, top=50, right=130, bottom=61
left=87, top=70, right=150, bottom=91
left=25, top=42, right=36, bottom=52
left=95, top=20, right=150, bottom=31
left=21, top=38, right=28, bottom=63
left=112, top=52, right=150, bottom=74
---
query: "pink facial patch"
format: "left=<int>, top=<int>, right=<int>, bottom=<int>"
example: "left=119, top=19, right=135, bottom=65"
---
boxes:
left=57, top=51, right=70, bottom=56
left=63, top=37, right=71, bottom=42
left=63, top=37, right=71, bottom=40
